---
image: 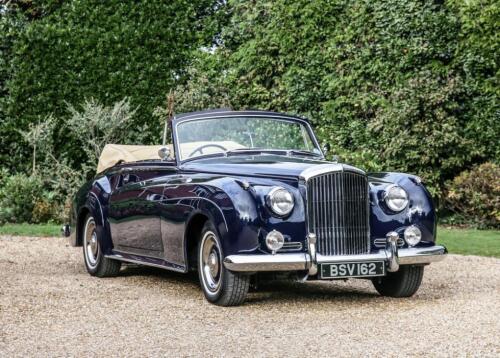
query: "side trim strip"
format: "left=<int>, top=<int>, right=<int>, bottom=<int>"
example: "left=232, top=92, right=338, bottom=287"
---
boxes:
left=105, top=254, right=187, bottom=273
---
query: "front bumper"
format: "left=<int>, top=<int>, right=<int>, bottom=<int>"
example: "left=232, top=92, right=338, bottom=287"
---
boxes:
left=223, top=245, right=447, bottom=273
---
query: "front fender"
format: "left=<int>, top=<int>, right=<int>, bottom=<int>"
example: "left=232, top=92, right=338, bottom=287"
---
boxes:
left=186, top=175, right=306, bottom=258
left=368, top=172, right=436, bottom=247
left=187, top=177, right=261, bottom=258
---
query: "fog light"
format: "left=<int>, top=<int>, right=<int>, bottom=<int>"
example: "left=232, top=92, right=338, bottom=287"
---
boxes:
left=266, top=230, right=284, bottom=253
left=404, top=225, right=422, bottom=246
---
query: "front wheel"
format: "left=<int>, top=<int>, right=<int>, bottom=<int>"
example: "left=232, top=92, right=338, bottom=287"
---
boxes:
left=197, top=222, right=250, bottom=306
left=372, top=265, right=424, bottom=297
left=82, top=215, right=121, bottom=277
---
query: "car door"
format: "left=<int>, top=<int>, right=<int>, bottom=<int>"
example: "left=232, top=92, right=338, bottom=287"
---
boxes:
left=108, top=165, right=177, bottom=258
left=158, top=174, right=195, bottom=267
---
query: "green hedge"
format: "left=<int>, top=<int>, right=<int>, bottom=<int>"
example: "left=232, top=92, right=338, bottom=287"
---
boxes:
left=1, top=0, right=498, bottom=209
left=0, top=0, right=220, bottom=170
left=176, top=0, right=499, bottom=198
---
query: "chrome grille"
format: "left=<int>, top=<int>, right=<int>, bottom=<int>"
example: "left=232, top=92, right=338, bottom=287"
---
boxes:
left=307, top=171, right=370, bottom=255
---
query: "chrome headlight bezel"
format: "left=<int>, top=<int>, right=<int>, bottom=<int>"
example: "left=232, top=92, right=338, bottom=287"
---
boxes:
left=383, top=184, right=409, bottom=212
left=266, top=186, right=295, bottom=217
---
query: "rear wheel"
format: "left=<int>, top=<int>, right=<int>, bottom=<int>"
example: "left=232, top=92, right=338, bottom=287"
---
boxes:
left=82, top=215, right=121, bottom=277
left=372, top=265, right=424, bottom=297
left=197, top=222, right=250, bottom=306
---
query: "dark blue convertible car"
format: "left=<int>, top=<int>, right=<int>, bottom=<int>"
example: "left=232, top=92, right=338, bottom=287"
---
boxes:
left=65, top=109, right=447, bottom=306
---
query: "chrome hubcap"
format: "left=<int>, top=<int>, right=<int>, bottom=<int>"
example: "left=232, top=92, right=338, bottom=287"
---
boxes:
left=201, top=232, right=222, bottom=293
left=208, top=252, right=219, bottom=278
left=84, top=218, right=99, bottom=268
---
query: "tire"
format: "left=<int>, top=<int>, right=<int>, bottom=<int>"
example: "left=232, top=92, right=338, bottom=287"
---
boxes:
left=372, top=265, right=424, bottom=297
left=197, top=222, right=250, bottom=306
left=82, top=215, right=121, bottom=277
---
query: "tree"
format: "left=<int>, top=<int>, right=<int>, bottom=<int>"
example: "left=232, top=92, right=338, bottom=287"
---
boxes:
left=176, top=0, right=499, bottom=197
left=1, top=0, right=223, bottom=170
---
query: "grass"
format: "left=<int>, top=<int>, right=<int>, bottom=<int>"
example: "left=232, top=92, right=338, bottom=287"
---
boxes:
left=0, top=223, right=498, bottom=258
left=0, top=223, right=61, bottom=237
left=437, top=226, right=500, bottom=258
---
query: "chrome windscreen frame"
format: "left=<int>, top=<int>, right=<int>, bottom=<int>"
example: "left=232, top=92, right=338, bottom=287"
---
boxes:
left=172, top=113, right=324, bottom=165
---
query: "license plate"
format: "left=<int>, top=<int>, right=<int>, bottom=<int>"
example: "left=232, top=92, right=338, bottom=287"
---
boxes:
left=319, top=261, right=385, bottom=279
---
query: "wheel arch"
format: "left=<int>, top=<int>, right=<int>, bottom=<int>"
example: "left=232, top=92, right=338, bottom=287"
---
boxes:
left=184, top=212, right=210, bottom=271
left=75, top=207, right=91, bottom=247
left=75, top=191, right=107, bottom=247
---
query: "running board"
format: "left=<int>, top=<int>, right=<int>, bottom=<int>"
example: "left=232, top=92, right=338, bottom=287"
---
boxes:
left=105, top=251, right=187, bottom=273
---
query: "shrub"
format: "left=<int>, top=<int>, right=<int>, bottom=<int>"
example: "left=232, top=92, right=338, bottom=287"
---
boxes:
left=21, top=98, right=140, bottom=214
left=444, top=162, right=500, bottom=229
left=0, top=174, right=59, bottom=224
left=31, top=199, right=57, bottom=224
left=0, top=98, right=139, bottom=224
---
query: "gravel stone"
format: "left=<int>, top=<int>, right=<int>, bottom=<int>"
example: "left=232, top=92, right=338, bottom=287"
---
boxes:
left=1, top=235, right=499, bottom=357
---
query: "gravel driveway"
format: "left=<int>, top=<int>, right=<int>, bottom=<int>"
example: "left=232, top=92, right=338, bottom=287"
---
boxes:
left=1, top=235, right=499, bottom=357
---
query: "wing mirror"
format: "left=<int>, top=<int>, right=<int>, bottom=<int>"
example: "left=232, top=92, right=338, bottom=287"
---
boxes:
left=158, top=146, right=171, bottom=160
left=322, top=142, right=331, bottom=155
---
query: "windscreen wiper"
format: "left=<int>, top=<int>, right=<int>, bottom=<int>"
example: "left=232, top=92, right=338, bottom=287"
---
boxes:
left=224, top=148, right=323, bottom=158
left=287, top=149, right=323, bottom=158
left=224, top=148, right=286, bottom=156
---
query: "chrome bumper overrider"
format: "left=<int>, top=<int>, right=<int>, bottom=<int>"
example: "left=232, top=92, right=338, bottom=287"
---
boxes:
left=223, top=245, right=447, bottom=273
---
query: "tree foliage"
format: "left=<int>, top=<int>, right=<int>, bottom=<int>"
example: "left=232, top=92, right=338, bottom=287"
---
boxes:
left=0, top=0, right=498, bottom=220
left=176, top=0, right=499, bottom=198
left=0, top=0, right=222, bottom=170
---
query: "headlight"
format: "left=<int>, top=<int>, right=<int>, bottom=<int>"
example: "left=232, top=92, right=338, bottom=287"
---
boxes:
left=265, top=230, right=285, bottom=252
left=266, top=187, right=294, bottom=217
left=404, top=225, right=422, bottom=246
left=384, top=185, right=408, bottom=212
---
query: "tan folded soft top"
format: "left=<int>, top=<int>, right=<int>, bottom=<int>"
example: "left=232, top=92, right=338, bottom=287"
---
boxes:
left=97, top=144, right=172, bottom=173
left=97, top=141, right=244, bottom=173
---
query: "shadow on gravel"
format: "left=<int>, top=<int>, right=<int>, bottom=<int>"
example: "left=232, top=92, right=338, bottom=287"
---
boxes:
left=246, top=281, right=379, bottom=305
left=94, top=264, right=454, bottom=305
left=118, top=265, right=385, bottom=305
left=120, top=265, right=200, bottom=286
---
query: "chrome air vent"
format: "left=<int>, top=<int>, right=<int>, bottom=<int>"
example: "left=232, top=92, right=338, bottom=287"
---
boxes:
left=278, top=242, right=303, bottom=252
left=374, top=237, right=405, bottom=248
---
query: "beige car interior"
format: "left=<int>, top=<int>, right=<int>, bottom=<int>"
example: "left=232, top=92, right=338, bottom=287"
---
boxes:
left=177, top=140, right=244, bottom=160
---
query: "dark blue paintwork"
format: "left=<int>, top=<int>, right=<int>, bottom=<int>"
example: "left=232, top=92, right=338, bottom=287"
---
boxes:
left=69, top=109, right=436, bottom=274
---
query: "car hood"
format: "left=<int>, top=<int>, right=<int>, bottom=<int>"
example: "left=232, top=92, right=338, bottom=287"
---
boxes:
left=180, top=154, right=363, bottom=179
